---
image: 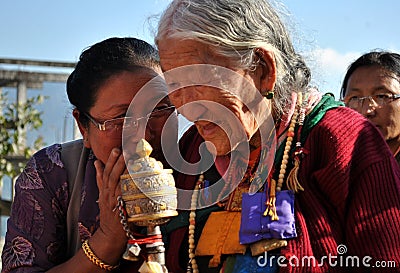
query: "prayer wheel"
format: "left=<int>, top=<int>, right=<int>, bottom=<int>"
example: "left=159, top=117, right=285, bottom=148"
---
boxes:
left=119, top=139, right=177, bottom=272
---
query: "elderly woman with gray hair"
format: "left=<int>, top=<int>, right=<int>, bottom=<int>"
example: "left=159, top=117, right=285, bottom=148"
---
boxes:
left=156, top=0, right=400, bottom=272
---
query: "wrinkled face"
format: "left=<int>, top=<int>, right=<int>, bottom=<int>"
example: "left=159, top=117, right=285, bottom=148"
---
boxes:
left=158, top=38, right=268, bottom=156
left=81, top=70, right=178, bottom=165
left=344, top=65, right=400, bottom=152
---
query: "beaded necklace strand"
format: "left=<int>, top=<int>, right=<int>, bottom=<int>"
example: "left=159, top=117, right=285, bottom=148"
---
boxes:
left=265, top=92, right=305, bottom=219
left=187, top=174, right=203, bottom=273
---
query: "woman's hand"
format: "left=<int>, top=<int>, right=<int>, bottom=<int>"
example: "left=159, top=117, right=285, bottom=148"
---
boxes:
left=93, top=148, right=128, bottom=256
left=47, top=148, right=130, bottom=272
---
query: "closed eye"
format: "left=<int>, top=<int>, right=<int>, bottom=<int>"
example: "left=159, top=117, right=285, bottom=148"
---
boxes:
left=374, top=93, right=392, bottom=99
left=167, top=82, right=182, bottom=91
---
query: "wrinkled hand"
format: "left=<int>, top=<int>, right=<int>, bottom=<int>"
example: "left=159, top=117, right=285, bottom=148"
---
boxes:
left=94, top=148, right=128, bottom=249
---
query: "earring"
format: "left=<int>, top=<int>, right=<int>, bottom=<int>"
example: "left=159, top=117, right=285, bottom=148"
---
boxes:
left=262, top=90, right=274, bottom=99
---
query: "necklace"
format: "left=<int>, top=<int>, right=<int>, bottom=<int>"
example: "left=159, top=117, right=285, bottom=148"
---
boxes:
left=187, top=174, right=203, bottom=273
left=265, top=92, right=306, bottom=219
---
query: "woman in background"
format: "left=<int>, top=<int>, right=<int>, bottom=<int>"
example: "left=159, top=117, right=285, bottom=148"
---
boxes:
left=341, top=50, right=400, bottom=165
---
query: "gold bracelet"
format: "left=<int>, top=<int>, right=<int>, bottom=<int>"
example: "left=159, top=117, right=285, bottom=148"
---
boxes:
left=82, top=239, right=119, bottom=271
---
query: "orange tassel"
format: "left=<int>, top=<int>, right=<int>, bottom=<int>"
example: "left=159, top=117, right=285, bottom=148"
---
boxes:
left=264, top=179, right=279, bottom=221
left=286, top=157, right=304, bottom=192
left=209, top=254, right=221, bottom=268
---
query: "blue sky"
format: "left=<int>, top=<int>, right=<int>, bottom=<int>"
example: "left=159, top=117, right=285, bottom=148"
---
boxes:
left=1, top=0, right=400, bottom=144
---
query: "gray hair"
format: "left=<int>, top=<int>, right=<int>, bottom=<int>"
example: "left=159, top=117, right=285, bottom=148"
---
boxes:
left=155, top=0, right=311, bottom=115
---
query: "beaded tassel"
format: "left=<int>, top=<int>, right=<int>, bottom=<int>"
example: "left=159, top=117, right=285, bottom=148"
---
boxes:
left=286, top=157, right=304, bottom=192
left=286, top=92, right=305, bottom=192
left=187, top=174, right=203, bottom=273
left=264, top=92, right=305, bottom=220
left=263, top=178, right=278, bottom=220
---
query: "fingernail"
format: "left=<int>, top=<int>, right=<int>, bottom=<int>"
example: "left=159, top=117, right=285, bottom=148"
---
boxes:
left=113, top=148, right=121, bottom=156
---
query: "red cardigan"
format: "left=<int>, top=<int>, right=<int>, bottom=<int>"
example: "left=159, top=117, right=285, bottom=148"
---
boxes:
left=282, top=107, right=400, bottom=272
left=168, top=106, right=400, bottom=273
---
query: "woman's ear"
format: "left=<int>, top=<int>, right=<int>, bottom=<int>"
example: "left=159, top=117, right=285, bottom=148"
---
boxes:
left=72, top=109, right=91, bottom=148
left=254, top=48, right=277, bottom=93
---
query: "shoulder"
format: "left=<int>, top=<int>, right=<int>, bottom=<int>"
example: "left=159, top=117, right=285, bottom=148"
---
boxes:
left=31, top=143, right=64, bottom=171
left=316, top=106, right=384, bottom=144
left=179, top=125, right=203, bottom=153
left=316, top=106, right=370, bottom=134
left=60, top=139, right=84, bottom=151
left=16, top=144, right=65, bottom=190
left=308, top=106, right=393, bottom=167
left=28, top=139, right=85, bottom=176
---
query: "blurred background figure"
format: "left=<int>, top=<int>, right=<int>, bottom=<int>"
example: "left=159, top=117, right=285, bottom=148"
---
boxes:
left=341, top=51, right=400, bottom=164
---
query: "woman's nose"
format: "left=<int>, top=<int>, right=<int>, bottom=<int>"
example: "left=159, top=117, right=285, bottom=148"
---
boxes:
left=178, top=103, right=208, bottom=122
left=361, top=97, right=377, bottom=116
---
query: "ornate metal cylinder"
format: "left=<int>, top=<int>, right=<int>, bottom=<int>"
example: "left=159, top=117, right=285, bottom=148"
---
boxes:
left=120, top=139, right=178, bottom=226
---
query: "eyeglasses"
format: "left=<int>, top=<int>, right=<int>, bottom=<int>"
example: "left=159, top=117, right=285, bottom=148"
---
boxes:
left=83, top=106, right=176, bottom=137
left=343, top=93, right=400, bottom=109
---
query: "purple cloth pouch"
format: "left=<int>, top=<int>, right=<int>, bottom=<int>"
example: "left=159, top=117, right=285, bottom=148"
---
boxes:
left=239, top=190, right=296, bottom=244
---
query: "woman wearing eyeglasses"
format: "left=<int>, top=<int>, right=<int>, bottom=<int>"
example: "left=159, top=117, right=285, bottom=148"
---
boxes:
left=1, top=37, right=179, bottom=272
left=341, top=51, right=400, bottom=164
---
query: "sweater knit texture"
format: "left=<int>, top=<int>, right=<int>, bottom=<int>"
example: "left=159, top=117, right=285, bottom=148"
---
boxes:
left=169, top=106, right=400, bottom=273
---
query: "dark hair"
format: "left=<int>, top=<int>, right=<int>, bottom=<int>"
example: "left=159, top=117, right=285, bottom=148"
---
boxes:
left=340, top=50, right=400, bottom=99
left=67, top=37, right=160, bottom=125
